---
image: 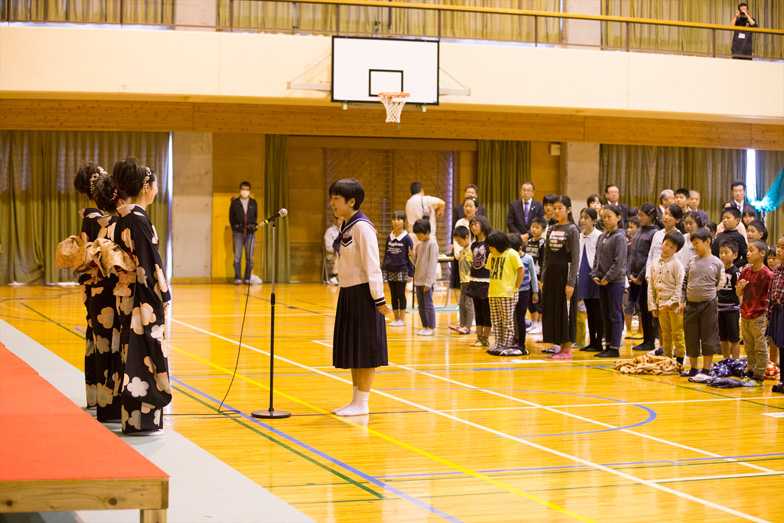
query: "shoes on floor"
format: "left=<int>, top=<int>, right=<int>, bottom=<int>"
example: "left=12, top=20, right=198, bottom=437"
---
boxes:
left=234, top=279, right=242, bottom=285
left=542, top=346, right=560, bottom=354
left=688, top=372, right=711, bottom=383
left=681, top=368, right=699, bottom=378
left=548, top=350, right=572, bottom=360
left=580, top=345, right=603, bottom=352
left=328, top=277, right=339, bottom=286
left=633, top=342, right=654, bottom=351
left=389, top=320, right=405, bottom=327
left=741, top=376, right=762, bottom=387
left=596, top=349, right=619, bottom=358
left=527, top=324, right=542, bottom=334
left=417, top=328, right=435, bottom=336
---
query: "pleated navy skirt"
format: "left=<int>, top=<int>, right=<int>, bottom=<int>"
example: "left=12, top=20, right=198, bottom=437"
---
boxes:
left=766, top=304, right=784, bottom=348
left=333, top=283, right=388, bottom=369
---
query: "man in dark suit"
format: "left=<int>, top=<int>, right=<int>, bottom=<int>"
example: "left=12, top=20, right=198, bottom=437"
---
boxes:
left=507, top=181, right=544, bottom=244
left=604, top=184, right=630, bottom=228
left=725, top=180, right=756, bottom=219
left=452, top=184, right=487, bottom=224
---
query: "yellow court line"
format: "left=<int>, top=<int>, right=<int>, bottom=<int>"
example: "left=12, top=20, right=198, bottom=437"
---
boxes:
left=169, top=343, right=598, bottom=523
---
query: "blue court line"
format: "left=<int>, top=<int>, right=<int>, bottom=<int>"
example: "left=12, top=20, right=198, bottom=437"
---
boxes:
left=170, top=377, right=464, bottom=523
left=373, top=387, right=657, bottom=438
left=73, top=327, right=86, bottom=335
left=678, top=453, right=784, bottom=462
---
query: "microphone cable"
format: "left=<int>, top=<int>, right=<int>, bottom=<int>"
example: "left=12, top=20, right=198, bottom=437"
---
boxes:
left=217, top=268, right=254, bottom=414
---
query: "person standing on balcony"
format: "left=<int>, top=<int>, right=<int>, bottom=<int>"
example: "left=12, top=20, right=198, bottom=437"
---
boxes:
left=731, top=3, right=757, bottom=60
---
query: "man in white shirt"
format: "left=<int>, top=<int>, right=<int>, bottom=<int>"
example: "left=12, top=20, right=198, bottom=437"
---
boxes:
left=405, top=182, right=445, bottom=244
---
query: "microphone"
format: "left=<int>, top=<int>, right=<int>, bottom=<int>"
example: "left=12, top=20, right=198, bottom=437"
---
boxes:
left=257, top=208, right=288, bottom=227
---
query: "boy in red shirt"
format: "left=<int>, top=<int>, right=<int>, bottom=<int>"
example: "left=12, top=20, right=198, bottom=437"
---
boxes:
left=737, top=240, right=773, bottom=386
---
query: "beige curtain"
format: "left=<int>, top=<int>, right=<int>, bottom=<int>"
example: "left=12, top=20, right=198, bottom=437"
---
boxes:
left=600, top=144, right=745, bottom=222
left=602, top=0, right=783, bottom=59
left=477, top=140, right=531, bottom=234
left=218, top=0, right=562, bottom=42
left=756, top=150, right=784, bottom=244
left=0, top=131, right=170, bottom=284
left=3, top=0, right=174, bottom=25
left=262, top=135, right=290, bottom=283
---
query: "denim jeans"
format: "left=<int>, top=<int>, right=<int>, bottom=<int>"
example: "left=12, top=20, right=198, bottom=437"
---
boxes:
left=416, top=285, right=436, bottom=329
left=599, top=282, right=625, bottom=349
left=233, top=231, right=255, bottom=280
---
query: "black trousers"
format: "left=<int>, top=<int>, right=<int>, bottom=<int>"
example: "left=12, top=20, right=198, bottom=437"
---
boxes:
left=583, top=297, right=604, bottom=348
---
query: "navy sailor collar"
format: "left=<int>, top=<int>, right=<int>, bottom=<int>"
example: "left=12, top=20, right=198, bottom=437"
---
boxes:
left=333, top=211, right=375, bottom=254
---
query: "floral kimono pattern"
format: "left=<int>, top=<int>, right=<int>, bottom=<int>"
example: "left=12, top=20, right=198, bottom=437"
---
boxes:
left=114, top=204, right=172, bottom=434
left=79, top=207, right=104, bottom=408
left=83, top=215, right=123, bottom=422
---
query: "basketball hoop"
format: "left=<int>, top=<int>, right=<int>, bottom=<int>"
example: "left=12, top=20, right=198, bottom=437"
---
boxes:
left=378, top=92, right=410, bottom=123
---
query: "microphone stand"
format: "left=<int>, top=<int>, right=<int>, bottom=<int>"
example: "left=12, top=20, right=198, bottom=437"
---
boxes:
left=252, top=220, right=291, bottom=419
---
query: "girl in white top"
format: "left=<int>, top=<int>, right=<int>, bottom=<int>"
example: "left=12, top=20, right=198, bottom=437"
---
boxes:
left=577, top=208, right=604, bottom=351
left=329, top=178, right=391, bottom=417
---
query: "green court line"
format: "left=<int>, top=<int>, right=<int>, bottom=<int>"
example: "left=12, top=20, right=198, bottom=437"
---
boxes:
left=579, top=363, right=784, bottom=411
left=21, top=302, right=85, bottom=340
left=171, top=384, right=385, bottom=500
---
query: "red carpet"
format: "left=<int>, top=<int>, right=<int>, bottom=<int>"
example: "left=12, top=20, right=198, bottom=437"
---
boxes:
left=0, top=343, right=167, bottom=482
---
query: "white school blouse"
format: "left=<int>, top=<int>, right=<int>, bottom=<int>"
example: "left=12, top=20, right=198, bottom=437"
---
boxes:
left=337, top=220, right=387, bottom=307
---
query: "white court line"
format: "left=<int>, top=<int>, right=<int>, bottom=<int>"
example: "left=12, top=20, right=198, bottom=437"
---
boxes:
left=439, top=396, right=782, bottom=413
left=389, top=360, right=778, bottom=476
left=652, top=471, right=784, bottom=484
left=169, top=318, right=774, bottom=523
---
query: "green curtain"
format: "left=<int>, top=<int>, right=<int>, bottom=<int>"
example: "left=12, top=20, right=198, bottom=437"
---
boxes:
left=217, top=0, right=562, bottom=42
left=0, top=131, right=170, bottom=284
left=755, top=150, right=784, bottom=243
left=599, top=144, right=745, bottom=222
left=263, top=135, right=290, bottom=283
left=602, top=0, right=783, bottom=60
left=477, top=140, right=530, bottom=234
left=2, top=0, right=174, bottom=25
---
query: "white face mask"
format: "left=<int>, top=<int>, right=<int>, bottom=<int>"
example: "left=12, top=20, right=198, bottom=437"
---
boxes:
left=240, top=190, right=250, bottom=198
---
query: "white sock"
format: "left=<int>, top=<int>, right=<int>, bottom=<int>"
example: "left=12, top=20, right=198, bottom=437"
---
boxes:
left=333, top=386, right=357, bottom=414
left=338, top=390, right=370, bottom=416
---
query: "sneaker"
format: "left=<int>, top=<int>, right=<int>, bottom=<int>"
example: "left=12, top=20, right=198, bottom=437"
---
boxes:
left=772, top=383, right=784, bottom=393
left=448, top=324, right=463, bottom=332
left=328, top=277, right=339, bottom=286
left=681, top=368, right=699, bottom=378
left=417, top=328, right=435, bottom=336
left=527, top=323, right=542, bottom=334
left=234, top=279, right=242, bottom=285
left=470, top=339, right=485, bottom=347
left=688, top=373, right=711, bottom=383
left=543, top=346, right=560, bottom=354
left=741, top=376, right=761, bottom=387
left=389, top=320, right=404, bottom=327
left=456, top=327, right=471, bottom=335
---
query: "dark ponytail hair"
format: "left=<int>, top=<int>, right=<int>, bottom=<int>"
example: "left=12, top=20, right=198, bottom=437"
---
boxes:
left=554, top=195, right=575, bottom=223
left=684, top=211, right=703, bottom=229
left=112, top=156, right=155, bottom=200
left=73, top=161, right=103, bottom=197
left=92, top=174, right=119, bottom=212
left=666, top=204, right=685, bottom=233
left=639, top=202, right=663, bottom=229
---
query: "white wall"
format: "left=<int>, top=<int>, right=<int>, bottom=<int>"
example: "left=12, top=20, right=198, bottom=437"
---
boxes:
left=1, top=26, right=782, bottom=122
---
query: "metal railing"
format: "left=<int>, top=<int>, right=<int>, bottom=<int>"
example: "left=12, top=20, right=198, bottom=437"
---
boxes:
left=3, top=0, right=783, bottom=60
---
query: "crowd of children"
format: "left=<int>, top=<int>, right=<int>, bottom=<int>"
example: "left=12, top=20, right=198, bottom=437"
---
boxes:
left=375, top=183, right=784, bottom=394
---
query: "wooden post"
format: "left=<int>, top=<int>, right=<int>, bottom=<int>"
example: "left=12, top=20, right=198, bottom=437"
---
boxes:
left=712, top=28, right=716, bottom=57
left=229, top=0, right=234, bottom=31
left=437, top=10, right=441, bottom=39
left=534, top=15, right=538, bottom=46
left=336, top=4, right=340, bottom=34
left=625, top=21, right=630, bottom=51
left=120, top=0, right=124, bottom=26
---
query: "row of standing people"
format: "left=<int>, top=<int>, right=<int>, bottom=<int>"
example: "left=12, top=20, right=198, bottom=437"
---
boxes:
left=73, top=158, right=171, bottom=435
left=381, top=185, right=784, bottom=389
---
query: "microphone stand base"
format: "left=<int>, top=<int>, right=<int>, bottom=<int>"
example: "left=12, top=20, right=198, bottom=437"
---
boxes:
left=251, top=409, right=291, bottom=419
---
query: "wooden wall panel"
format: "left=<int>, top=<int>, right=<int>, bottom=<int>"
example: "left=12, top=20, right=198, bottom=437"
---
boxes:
left=584, top=116, right=754, bottom=149
left=530, top=141, right=561, bottom=199
left=0, top=99, right=194, bottom=131
left=2, top=99, right=781, bottom=150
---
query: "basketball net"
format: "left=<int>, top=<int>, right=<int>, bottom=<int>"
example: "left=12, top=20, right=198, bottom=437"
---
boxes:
left=378, top=92, right=410, bottom=123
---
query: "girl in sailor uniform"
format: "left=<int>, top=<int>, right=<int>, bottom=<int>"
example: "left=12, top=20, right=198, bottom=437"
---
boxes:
left=329, top=178, right=391, bottom=416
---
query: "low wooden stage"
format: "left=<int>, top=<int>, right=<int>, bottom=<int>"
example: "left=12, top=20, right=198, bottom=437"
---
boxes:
left=0, top=283, right=781, bottom=523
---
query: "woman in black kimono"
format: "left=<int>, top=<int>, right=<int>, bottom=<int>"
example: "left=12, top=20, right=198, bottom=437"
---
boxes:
left=73, top=161, right=107, bottom=409
left=540, top=195, right=580, bottom=360
left=86, top=174, right=123, bottom=422
left=112, top=157, right=171, bottom=435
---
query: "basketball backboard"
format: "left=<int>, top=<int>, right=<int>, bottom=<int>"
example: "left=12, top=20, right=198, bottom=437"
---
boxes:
left=331, top=36, right=439, bottom=105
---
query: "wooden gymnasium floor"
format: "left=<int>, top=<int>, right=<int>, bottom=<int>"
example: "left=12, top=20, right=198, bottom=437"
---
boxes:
left=1, top=283, right=782, bottom=523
